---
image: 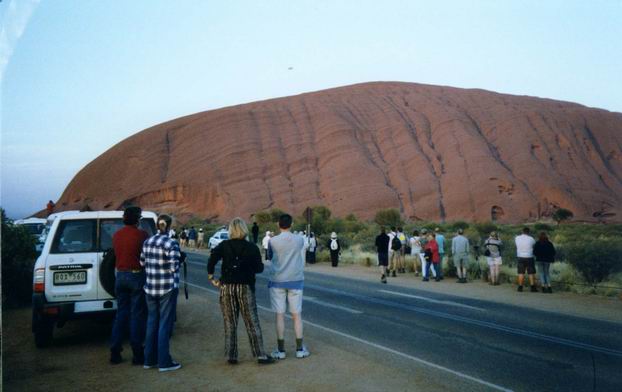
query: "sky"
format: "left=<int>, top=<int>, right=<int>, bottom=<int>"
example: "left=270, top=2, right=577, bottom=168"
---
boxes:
left=1, top=0, right=621, bottom=219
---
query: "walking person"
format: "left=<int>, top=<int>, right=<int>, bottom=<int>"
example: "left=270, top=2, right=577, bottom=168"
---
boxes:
left=207, top=218, right=274, bottom=365
left=268, top=214, right=310, bottom=359
left=409, top=230, right=423, bottom=277
left=306, top=233, right=317, bottom=264
left=484, top=231, right=503, bottom=285
left=435, top=228, right=446, bottom=280
left=251, top=222, right=259, bottom=244
left=262, top=231, right=271, bottom=261
left=109, top=206, right=149, bottom=365
left=533, top=232, right=556, bottom=293
left=140, top=215, right=182, bottom=372
left=397, top=227, right=407, bottom=273
left=328, top=232, right=341, bottom=267
left=424, top=233, right=441, bottom=282
left=197, top=228, right=205, bottom=248
left=451, top=229, right=470, bottom=283
left=375, top=227, right=390, bottom=283
left=515, top=227, right=537, bottom=292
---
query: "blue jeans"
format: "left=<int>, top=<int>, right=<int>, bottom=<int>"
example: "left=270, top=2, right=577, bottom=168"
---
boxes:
left=110, top=271, right=146, bottom=354
left=537, top=262, right=551, bottom=285
left=145, top=289, right=178, bottom=368
left=438, top=253, right=444, bottom=278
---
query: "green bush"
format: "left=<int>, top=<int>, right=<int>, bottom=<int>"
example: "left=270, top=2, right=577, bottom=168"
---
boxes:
left=533, top=223, right=554, bottom=232
left=564, top=239, right=622, bottom=285
left=553, top=208, right=574, bottom=224
left=374, top=208, right=403, bottom=228
left=474, top=222, right=498, bottom=237
left=2, top=209, right=37, bottom=308
left=449, top=221, right=470, bottom=232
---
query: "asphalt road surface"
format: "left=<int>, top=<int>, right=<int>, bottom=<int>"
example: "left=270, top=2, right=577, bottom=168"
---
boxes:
left=183, top=251, right=622, bottom=392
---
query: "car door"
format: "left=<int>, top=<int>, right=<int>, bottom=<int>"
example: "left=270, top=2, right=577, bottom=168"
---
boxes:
left=45, top=218, right=98, bottom=302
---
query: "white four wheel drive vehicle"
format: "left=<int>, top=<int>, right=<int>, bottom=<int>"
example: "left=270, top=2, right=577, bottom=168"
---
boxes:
left=32, top=210, right=157, bottom=347
left=14, top=217, right=48, bottom=252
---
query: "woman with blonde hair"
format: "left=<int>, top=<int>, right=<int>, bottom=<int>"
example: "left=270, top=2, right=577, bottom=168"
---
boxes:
left=207, top=217, right=274, bottom=365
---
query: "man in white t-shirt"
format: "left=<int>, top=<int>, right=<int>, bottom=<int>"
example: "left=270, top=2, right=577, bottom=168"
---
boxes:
left=515, top=227, right=537, bottom=292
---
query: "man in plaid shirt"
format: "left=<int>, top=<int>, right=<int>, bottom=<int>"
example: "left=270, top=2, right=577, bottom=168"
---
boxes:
left=140, top=214, right=182, bottom=372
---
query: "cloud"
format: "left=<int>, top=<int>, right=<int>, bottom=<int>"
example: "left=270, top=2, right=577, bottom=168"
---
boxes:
left=0, top=0, right=40, bottom=83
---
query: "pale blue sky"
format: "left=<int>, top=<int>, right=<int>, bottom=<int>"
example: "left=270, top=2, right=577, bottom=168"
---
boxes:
left=1, top=0, right=621, bottom=218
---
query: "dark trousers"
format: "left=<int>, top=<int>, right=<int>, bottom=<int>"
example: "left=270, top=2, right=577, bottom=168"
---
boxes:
left=330, top=250, right=339, bottom=267
left=110, top=272, right=146, bottom=355
left=145, top=289, right=178, bottom=368
left=306, top=250, right=316, bottom=264
left=219, top=284, right=265, bottom=360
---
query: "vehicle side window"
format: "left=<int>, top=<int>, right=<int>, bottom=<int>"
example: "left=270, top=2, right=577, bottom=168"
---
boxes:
left=139, top=218, right=156, bottom=236
left=99, top=219, right=124, bottom=250
left=51, top=220, right=97, bottom=253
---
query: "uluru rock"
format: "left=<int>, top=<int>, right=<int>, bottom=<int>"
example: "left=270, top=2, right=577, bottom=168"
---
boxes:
left=55, top=82, right=622, bottom=223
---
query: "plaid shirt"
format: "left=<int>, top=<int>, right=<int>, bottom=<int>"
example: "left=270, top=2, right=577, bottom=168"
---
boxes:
left=140, top=234, right=181, bottom=296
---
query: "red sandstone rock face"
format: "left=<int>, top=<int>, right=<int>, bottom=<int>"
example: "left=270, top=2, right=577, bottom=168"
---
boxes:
left=56, top=82, right=622, bottom=223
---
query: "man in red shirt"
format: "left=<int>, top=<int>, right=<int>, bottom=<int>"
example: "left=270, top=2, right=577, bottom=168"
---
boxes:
left=110, top=206, right=149, bottom=365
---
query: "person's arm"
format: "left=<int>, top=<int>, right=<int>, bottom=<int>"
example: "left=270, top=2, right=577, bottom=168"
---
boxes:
left=168, top=242, right=181, bottom=274
left=207, top=242, right=223, bottom=275
left=251, top=244, right=264, bottom=274
left=139, top=244, right=146, bottom=267
left=451, top=238, right=456, bottom=255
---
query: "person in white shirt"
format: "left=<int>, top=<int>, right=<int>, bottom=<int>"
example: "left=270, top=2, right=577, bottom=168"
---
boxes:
left=409, top=230, right=423, bottom=277
left=262, top=231, right=272, bottom=261
left=387, top=227, right=398, bottom=277
left=515, top=227, right=537, bottom=292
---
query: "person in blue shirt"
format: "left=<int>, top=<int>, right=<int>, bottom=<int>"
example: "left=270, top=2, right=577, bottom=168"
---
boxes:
left=435, top=228, right=446, bottom=280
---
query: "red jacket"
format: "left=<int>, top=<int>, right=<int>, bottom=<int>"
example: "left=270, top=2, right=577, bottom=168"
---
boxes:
left=113, top=225, right=149, bottom=271
left=425, top=239, right=440, bottom=264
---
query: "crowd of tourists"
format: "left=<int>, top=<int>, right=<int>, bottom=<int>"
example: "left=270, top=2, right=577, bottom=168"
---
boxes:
left=374, top=226, right=556, bottom=292
left=109, top=208, right=310, bottom=371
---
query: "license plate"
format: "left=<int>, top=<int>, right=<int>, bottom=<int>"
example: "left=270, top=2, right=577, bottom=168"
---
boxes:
left=54, top=271, right=87, bottom=285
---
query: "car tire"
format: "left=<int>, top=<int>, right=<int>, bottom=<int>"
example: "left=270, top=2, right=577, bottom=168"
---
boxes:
left=99, top=248, right=116, bottom=297
left=32, top=311, right=54, bottom=348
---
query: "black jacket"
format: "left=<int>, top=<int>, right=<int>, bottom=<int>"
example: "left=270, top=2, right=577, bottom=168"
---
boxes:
left=207, top=239, right=264, bottom=288
left=533, top=240, right=556, bottom=263
left=375, top=233, right=389, bottom=253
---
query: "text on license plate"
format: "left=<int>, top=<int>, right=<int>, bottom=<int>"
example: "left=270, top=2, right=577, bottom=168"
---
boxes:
left=54, top=271, right=87, bottom=285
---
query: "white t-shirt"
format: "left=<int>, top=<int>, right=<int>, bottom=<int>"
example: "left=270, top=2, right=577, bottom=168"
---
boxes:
left=515, top=234, right=535, bottom=258
left=409, top=236, right=422, bottom=254
left=387, top=232, right=396, bottom=253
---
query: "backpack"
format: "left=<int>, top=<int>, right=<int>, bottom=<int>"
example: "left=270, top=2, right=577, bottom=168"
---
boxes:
left=391, top=236, right=402, bottom=251
left=330, top=239, right=338, bottom=251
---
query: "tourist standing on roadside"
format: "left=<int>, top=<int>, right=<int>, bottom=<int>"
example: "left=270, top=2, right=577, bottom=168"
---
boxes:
left=140, top=214, right=182, bottom=372
left=424, top=233, right=441, bottom=282
left=484, top=231, right=503, bottom=285
left=419, top=229, right=436, bottom=281
left=397, top=227, right=407, bottom=273
left=188, top=227, right=197, bottom=248
left=197, top=228, right=205, bottom=248
left=110, top=206, right=149, bottom=365
left=409, top=230, right=423, bottom=277
left=375, top=227, right=390, bottom=283
left=252, top=222, right=259, bottom=244
left=262, top=231, right=271, bottom=261
left=179, top=229, right=187, bottom=247
left=207, top=218, right=274, bottom=365
left=451, top=229, right=470, bottom=283
left=328, top=232, right=341, bottom=267
left=435, top=228, right=446, bottom=280
left=515, top=227, right=537, bottom=292
left=388, top=227, right=399, bottom=277
left=306, top=233, right=317, bottom=264
left=533, top=232, right=556, bottom=293
left=168, top=228, right=177, bottom=239
left=268, top=214, right=310, bottom=359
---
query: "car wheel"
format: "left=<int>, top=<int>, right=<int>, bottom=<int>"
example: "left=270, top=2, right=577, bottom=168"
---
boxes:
left=32, top=311, right=54, bottom=348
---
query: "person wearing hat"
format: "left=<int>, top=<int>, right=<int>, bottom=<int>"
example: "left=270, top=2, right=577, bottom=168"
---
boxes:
left=197, top=228, right=205, bottom=248
left=451, top=228, right=470, bottom=283
left=328, top=232, right=341, bottom=267
left=110, top=206, right=149, bottom=365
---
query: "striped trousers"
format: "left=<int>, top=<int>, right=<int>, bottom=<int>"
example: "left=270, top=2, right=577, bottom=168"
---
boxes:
left=219, top=284, right=266, bottom=360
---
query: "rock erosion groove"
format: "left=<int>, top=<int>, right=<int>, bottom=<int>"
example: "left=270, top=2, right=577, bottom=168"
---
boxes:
left=55, top=82, right=622, bottom=222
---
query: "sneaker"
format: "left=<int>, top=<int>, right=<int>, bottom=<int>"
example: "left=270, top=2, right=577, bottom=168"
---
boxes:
left=517, top=285, right=523, bottom=292
left=143, top=364, right=156, bottom=369
left=296, top=346, right=310, bottom=359
left=159, top=362, right=182, bottom=372
left=392, top=271, right=397, bottom=277
left=422, top=278, right=429, bottom=282
left=257, top=356, right=275, bottom=365
left=271, top=350, right=286, bottom=360
left=435, top=278, right=440, bottom=282
left=228, top=359, right=238, bottom=365
left=548, top=287, right=553, bottom=294
left=415, top=272, right=420, bottom=277
left=530, top=285, right=538, bottom=292
left=110, top=351, right=122, bottom=365
left=381, top=275, right=387, bottom=284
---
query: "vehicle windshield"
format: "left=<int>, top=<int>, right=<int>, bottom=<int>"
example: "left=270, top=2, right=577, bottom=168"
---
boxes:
left=22, top=223, right=45, bottom=235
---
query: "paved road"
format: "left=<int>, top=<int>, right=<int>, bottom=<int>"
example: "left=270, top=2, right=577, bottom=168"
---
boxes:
left=184, top=251, right=622, bottom=392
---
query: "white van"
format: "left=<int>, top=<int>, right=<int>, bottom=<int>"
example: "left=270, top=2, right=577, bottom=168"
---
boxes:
left=31, top=210, right=157, bottom=347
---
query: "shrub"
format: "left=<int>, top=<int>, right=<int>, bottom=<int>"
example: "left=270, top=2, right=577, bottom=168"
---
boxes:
left=534, top=223, right=554, bottom=232
left=449, top=221, right=470, bottom=232
left=374, top=208, right=403, bottom=227
left=474, top=222, right=498, bottom=237
left=2, top=209, right=37, bottom=308
left=564, top=239, right=622, bottom=285
left=553, top=208, right=574, bottom=224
